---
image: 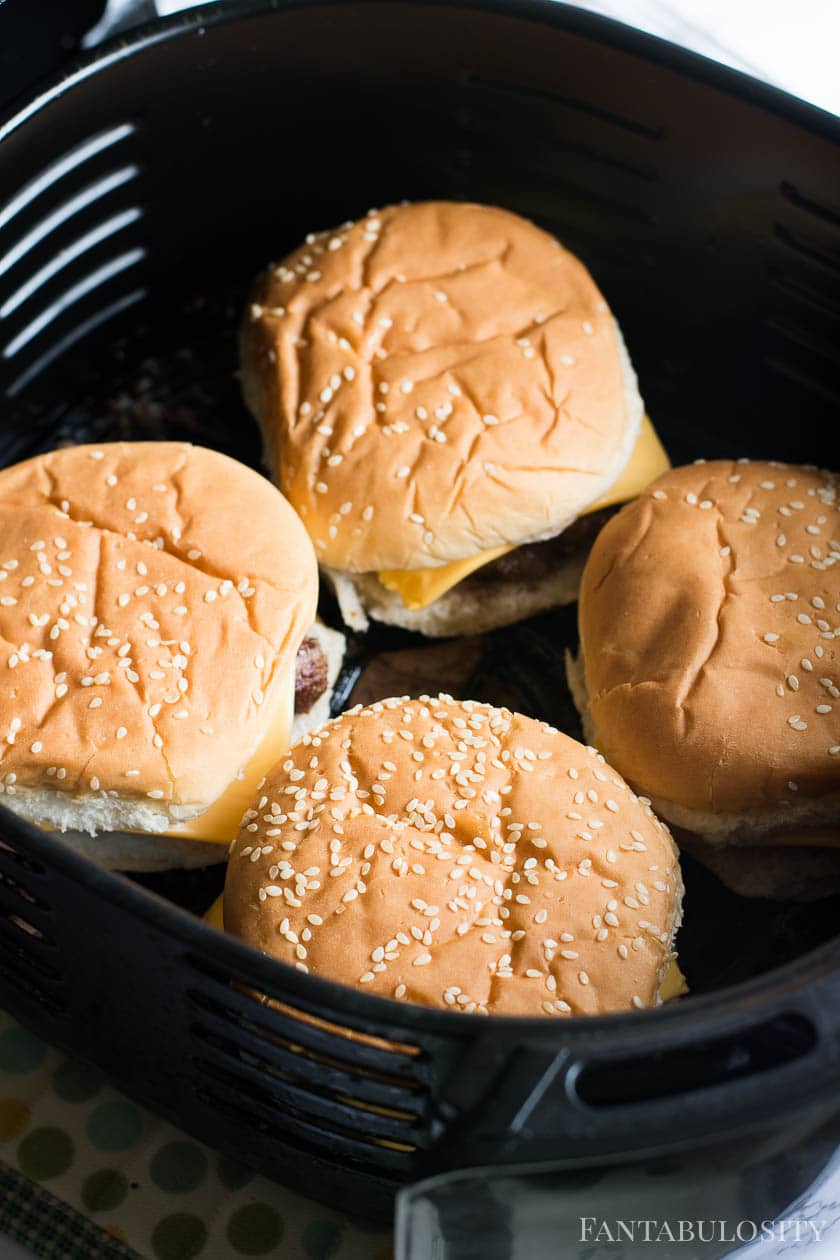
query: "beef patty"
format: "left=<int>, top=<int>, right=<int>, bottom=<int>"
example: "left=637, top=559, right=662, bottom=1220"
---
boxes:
left=294, top=637, right=328, bottom=714
left=460, top=506, right=617, bottom=590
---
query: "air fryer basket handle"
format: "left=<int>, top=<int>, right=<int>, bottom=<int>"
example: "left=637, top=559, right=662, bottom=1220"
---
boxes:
left=429, top=980, right=840, bottom=1170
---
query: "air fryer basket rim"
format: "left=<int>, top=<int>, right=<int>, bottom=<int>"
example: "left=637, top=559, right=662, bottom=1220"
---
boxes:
left=0, top=0, right=838, bottom=1048
left=2, top=0, right=840, bottom=147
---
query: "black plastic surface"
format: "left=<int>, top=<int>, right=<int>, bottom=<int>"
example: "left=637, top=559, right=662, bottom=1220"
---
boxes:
left=0, top=0, right=105, bottom=112
left=0, top=0, right=839, bottom=1222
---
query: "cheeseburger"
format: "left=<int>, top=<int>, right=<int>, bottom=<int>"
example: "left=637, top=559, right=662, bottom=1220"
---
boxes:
left=241, top=201, right=669, bottom=637
left=224, top=695, right=684, bottom=1015
left=570, top=460, right=840, bottom=898
left=0, top=442, right=344, bottom=870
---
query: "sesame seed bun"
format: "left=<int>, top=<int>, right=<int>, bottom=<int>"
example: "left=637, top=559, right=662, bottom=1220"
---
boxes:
left=224, top=695, right=683, bottom=1016
left=574, top=460, right=840, bottom=853
left=0, top=442, right=317, bottom=854
left=241, top=200, right=642, bottom=578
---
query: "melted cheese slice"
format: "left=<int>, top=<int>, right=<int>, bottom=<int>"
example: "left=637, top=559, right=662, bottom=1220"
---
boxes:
left=163, top=670, right=294, bottom=845
left=205, top=893, right=224, bottom=928
left=378, top=415, right=669, bottom=611
left=660, top=960, right=688, bottom=1001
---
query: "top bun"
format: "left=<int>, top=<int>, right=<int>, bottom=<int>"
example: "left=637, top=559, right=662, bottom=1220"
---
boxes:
left=224, top=695, right=682, bottom=1016
left=241, top=201, right=642, bottom=573
left=579, top=460, right=840, bottom=817
left=0, top=442, right=316, bottom=835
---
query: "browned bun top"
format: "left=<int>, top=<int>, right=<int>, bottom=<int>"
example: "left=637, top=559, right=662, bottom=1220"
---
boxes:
left=241, top=201, right=641, bottom=573
left=579, top=460, right=840, bottom=814
left=224, top=695, right=682, bottom=1016
left=0, top=442, right=317, bottom=820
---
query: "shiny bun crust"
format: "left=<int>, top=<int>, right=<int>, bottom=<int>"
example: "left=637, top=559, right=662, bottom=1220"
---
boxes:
left=0, top=443, right=317, bottom=834
left=579, top=460, right=840, bottom=816
left=224, top=695, right=682, bottom=1016
left=241, top=201, right=642, bottom=573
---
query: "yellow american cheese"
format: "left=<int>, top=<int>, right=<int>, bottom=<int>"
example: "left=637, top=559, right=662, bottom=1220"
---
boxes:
left=378, top=542, right=514, bottom=613
left=378, top=416, right=670, bottom=611
left=660, top=960, right=688, bottom=1001
left=163, top=669, right=294, bottom=845
left=204, top=893, right=224, bottom=928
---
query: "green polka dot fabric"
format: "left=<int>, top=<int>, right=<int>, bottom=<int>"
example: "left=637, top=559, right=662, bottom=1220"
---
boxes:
left=0, top=1012, right=391, bottom=1259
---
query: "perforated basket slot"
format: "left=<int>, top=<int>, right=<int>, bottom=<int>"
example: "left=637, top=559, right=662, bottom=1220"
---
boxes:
left=0, top=823, right=64, bottom=1017
left=457, top=107, right=658, bottom=184
left=0, top=123, right=146, bottom=398
left=461, top=72, right=665, bottom=140
left=773, top=222, right=840, bottom=277
left=779, top=181, right=840, bottom=228
left=769, top=266, right=840, bottom=320
left=456, top=138, right=654, bottom=227
left=185, top=955, right=427, bottom=1080
left=0, top=838, right=46, bottom=878
left=192, top=1036, right=424, bottom=1149
left=192, top=1061, right=418, bottom=1169
left=0, top=912, right=58, bottom=970
left=0, top=914, right=65, bottom=1019
left=0, top=844, right=57, bottom=943
left=0, top=856, right=51, bottom=907
left=189, top=1008, right=425, bottom=1119
left=0, top=124, right=135, bottom=232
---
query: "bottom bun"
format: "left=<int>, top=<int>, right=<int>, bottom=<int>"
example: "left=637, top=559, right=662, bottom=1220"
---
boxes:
left=327, top=553, right=585, bottom=638
left=1, top=787, right=197, bottom=839
left=678, top=832, right=840, bottom=902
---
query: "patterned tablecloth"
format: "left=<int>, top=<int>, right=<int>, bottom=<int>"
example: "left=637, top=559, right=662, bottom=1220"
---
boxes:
left=0, top=1010, right=390, bottom=1259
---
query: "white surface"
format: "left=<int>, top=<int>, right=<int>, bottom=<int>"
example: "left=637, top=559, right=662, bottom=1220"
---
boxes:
left=154, top=0, right=840, bottom=116
left=568, top=0, right=840, bottom=116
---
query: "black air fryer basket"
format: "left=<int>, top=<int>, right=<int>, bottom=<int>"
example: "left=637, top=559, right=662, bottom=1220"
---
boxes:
left=1, top=0, right=839, bottom=1242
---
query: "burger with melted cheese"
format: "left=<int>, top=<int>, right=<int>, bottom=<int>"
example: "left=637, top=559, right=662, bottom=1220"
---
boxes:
left=241, top=201, right=669, bottom=637
left=569, top=460, right=840, bottom=899
left=0, top=441, right=344, bottom=870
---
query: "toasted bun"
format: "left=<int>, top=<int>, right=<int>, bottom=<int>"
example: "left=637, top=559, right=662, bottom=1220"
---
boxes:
left=224, top=695, right=682, bottom=1016
left=0, top=442, right=317, bottom=839
left=241, top=201, right=642, bottom=574
left=577, top=461, right=840, bottom=825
